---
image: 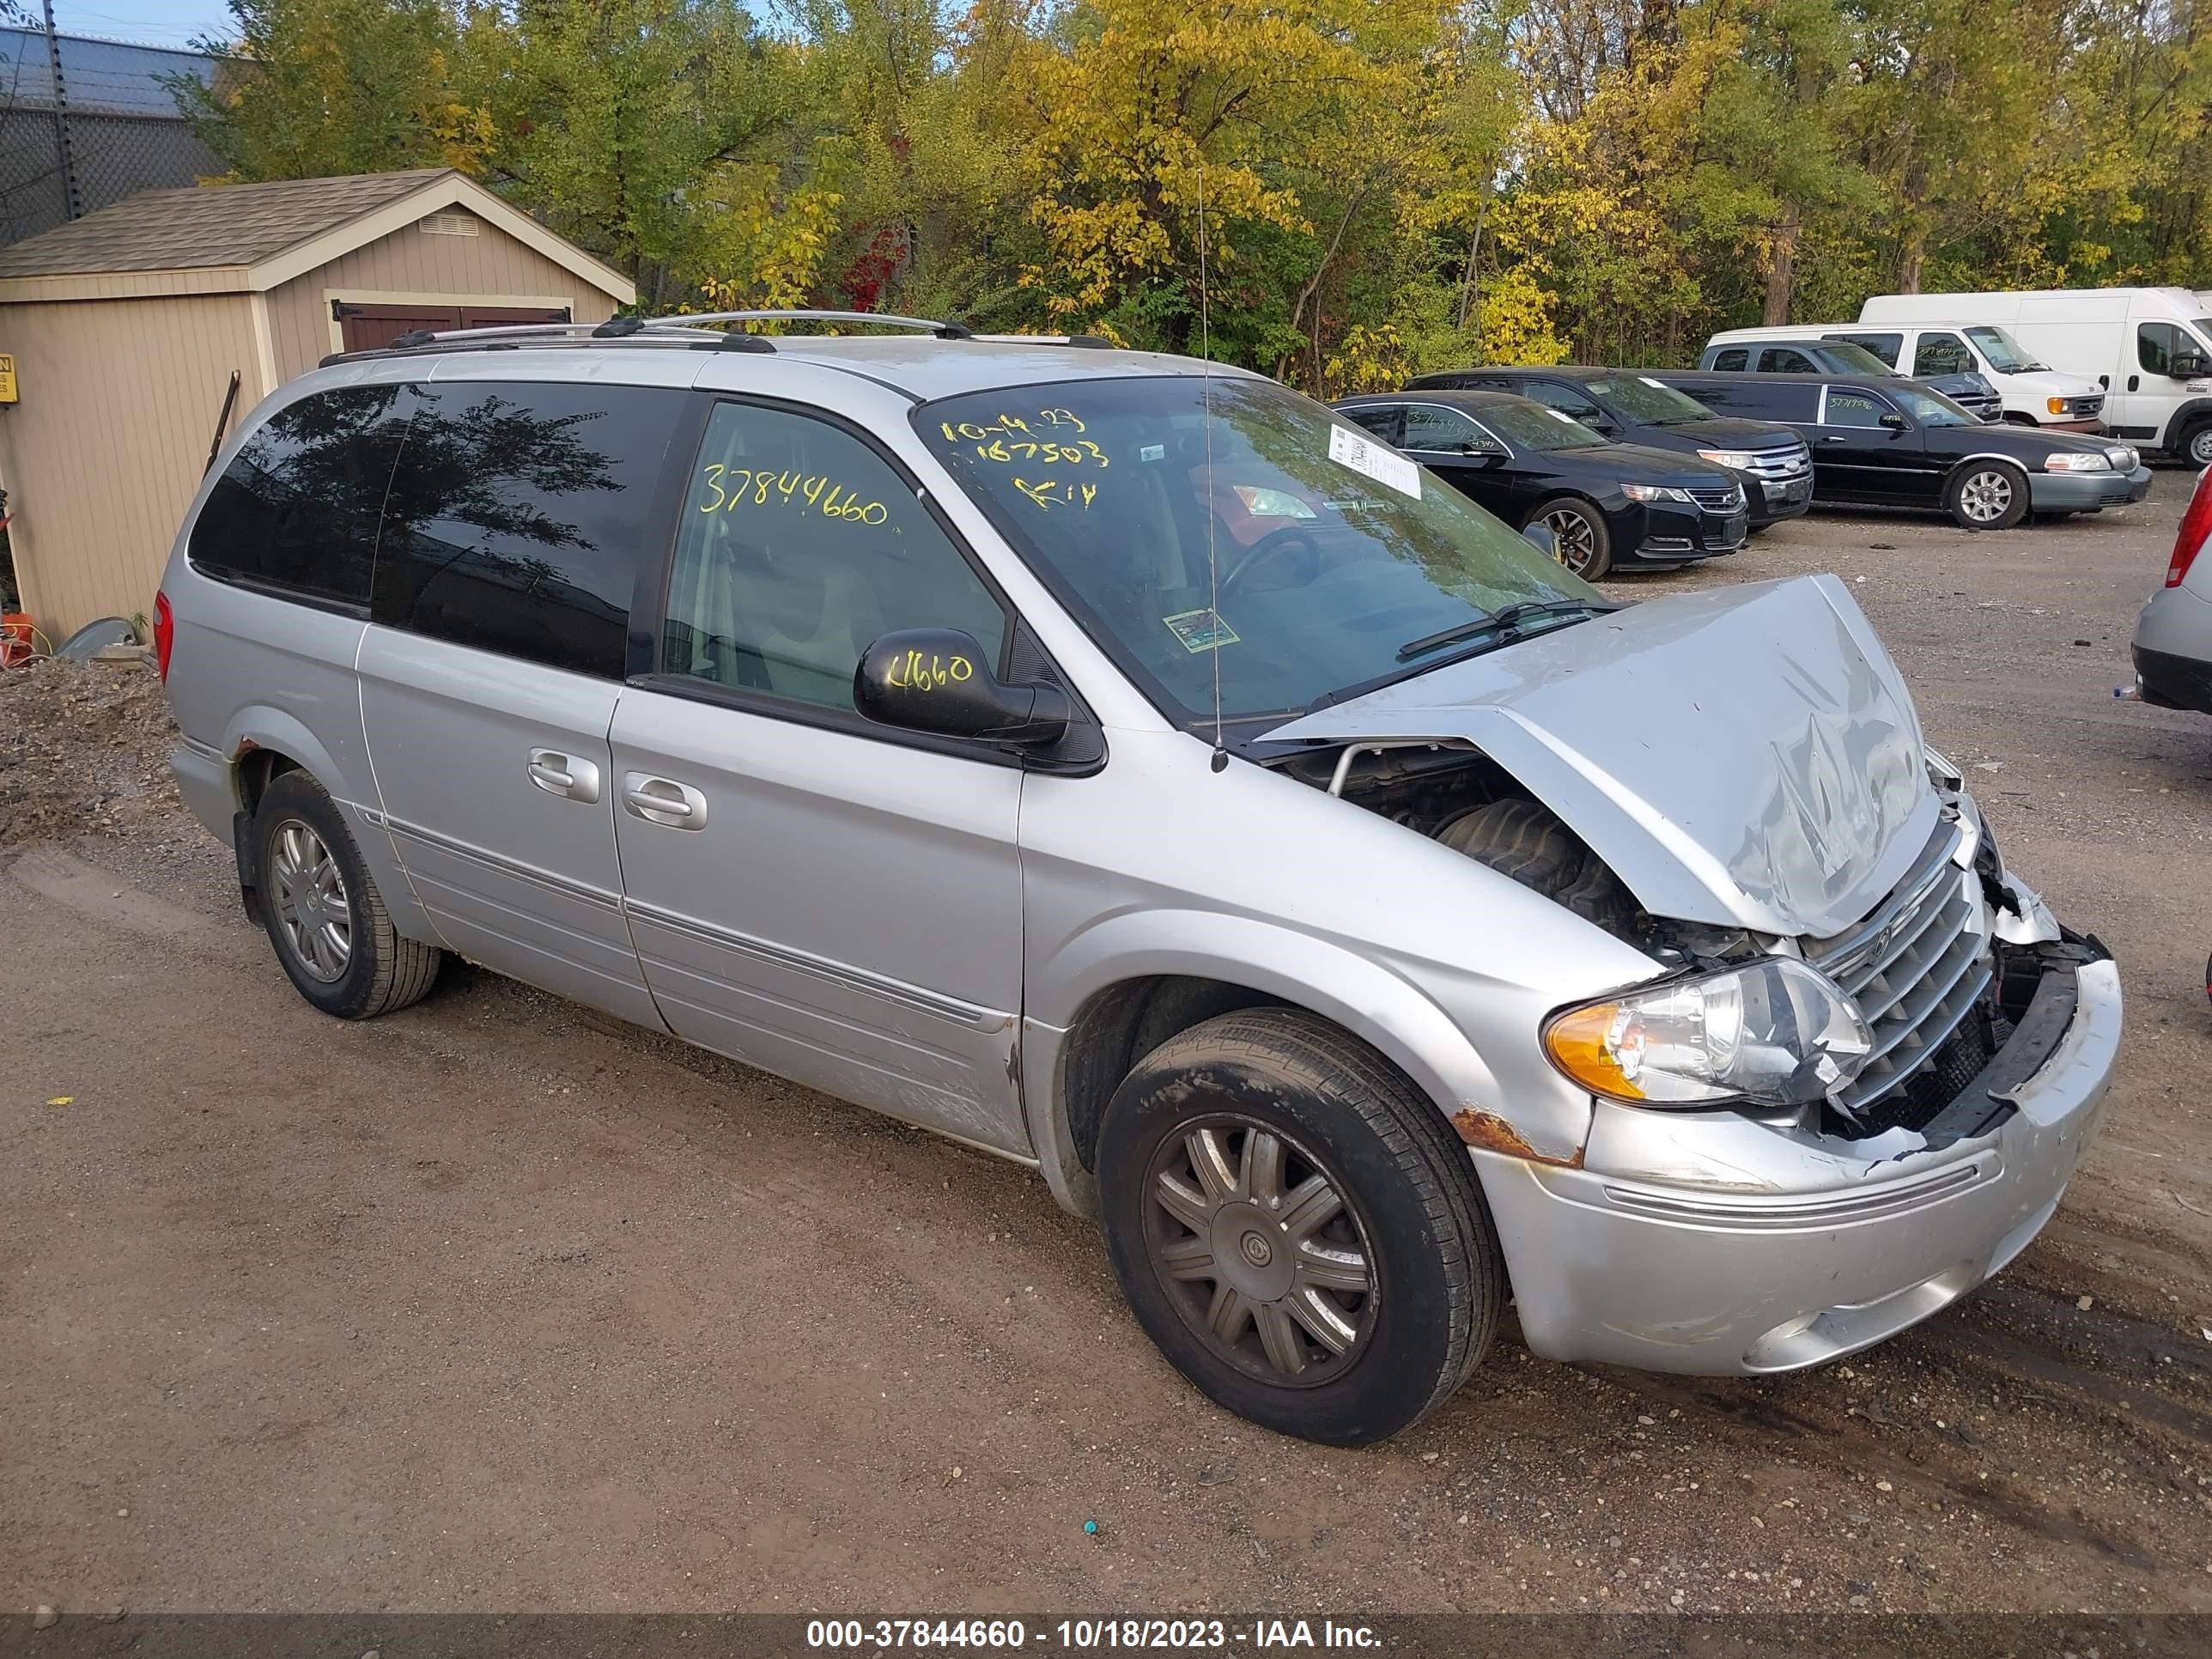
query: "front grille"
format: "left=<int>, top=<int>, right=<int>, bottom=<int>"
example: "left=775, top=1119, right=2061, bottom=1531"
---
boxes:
left=1688, top=483, right=1746, bottom=512
left=1808, top=824, right=1994, bottom=1133
left=2068, top=394, right=2106, bottom=418
left=1736, top=446, right=1810, bottom=481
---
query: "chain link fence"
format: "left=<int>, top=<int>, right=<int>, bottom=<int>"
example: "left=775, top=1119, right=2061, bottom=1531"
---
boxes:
left=1, top=27, right=224, bottom=251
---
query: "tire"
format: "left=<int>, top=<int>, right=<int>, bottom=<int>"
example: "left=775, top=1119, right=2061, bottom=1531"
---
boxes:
left=252, top=769, right=442, bottom=1019
left=1096, top=1009, right=1504, bottom=1445
left=1435, top=797, right=1639, bottom=933
left=1523, top=495, right=1613, bottom=578
left=2181, top=420, right=2212, bottom=470
left=1946, top=460, right=2030, bottom=530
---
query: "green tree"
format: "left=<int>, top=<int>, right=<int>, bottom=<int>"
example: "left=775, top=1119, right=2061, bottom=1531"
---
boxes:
left=174, top=0, right=492, bottom=179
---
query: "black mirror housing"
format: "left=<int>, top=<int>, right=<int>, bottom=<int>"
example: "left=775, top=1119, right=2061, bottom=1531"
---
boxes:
left=1879, top=411, right=1908, bottom=430
left=1522, top=523, right=1559, bottom=559
left=855, top=629, right=1072, bottom=748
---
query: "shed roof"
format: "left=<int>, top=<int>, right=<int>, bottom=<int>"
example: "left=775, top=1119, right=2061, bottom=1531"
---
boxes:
left=0, top=169, right=449, bottom=280
left=0, top=168, right=635, bottom=305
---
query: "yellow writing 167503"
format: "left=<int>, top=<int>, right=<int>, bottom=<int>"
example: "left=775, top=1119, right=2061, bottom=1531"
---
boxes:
left=883, top=648, right=975, bottom=691
left=698, top=464, right=887, bottom=525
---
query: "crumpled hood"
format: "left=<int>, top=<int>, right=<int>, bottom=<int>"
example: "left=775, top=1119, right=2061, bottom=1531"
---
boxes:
left=1263, top=574, right=1941, bottom=939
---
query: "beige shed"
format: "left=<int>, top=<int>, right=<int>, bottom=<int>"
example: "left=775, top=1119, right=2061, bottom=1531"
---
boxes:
left=0, top=168, right=635, bottom=639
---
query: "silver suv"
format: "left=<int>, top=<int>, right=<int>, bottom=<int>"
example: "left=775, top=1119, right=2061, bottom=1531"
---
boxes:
left=158, top=313, right=2121, bottom=1444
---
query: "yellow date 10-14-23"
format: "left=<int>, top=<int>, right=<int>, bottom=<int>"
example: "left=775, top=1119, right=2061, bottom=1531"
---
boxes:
left=697, top=465, right=888, bottom=525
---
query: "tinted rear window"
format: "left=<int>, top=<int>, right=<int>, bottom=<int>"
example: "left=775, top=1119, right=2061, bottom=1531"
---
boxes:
left=373, top=381, right=688, bottom=678
left=190, top=385, right=412, bottom=608
left=1672, top=380, right=1819, bottom=422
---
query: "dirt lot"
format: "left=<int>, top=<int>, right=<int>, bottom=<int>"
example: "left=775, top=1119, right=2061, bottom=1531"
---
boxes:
left=3, top=476, right=2211, bottom=1621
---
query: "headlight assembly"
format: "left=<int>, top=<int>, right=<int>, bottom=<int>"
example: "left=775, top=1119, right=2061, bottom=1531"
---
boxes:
left=1622, top=483, right=1693, bottom=503
left=1544, top=957, right=1872, bottom=1109
left=1694, top=448, right=1759, bottom=470
left=2044, top=452, right=2112, bottom=472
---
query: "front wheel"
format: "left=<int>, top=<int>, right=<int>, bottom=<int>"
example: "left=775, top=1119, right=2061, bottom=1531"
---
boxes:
left=1947, top=461, right=2030, bottom=530
left=1096, top=1010, right=1505, bottom=1445
left=2181, top=419, right=2212, bottom=469
left=1523, top=496, right=1613, bottom=578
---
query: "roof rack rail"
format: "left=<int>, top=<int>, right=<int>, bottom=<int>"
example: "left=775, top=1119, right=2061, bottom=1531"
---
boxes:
left=972, top=332, right=1117, bottom=349
left=319, top=307, right=986, bottom=368
left=635, top=309, right=974, bottom=338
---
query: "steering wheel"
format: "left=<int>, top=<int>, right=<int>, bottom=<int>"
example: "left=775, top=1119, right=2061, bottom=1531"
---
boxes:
left=1218, top=526, right=1322, bottom=596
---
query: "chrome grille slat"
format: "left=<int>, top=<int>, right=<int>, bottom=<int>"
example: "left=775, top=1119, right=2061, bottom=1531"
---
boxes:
left=1844, top=878, right=1973, bottom=1015
left=1687, top=483, right=1745, bottom=512
left=1856, top=929, right=1988, bottom=1065
left=1736, top=447, right=1810, bottom=481
left=1838, top=961, right=1993, bottom=1114
left=1808, top=820, right=1995, bottom=1128
left=1832, top=871, right=1964, bottom=996
left=1810, top=823, right=1959, bottom=977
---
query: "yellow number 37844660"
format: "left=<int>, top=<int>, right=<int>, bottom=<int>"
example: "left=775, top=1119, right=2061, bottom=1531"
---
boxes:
left=697, top=463, right=888, bottom=526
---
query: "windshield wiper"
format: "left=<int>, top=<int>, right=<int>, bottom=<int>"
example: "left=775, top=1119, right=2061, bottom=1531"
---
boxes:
left=1395, top=600, right=1611, bottom=662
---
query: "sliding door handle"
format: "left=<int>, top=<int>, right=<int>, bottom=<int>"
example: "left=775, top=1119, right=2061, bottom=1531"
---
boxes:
left=528, top=750, right=602, bottom=802
left=622, top=774, right=708, bottom=830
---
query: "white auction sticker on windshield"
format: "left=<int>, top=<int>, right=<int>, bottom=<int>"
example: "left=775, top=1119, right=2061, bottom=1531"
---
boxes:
left=1328, top=424, right=1420, bottom=500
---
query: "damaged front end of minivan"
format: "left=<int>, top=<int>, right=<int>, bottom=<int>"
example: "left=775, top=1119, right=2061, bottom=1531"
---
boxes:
left=1261, top=574, right=2122, bottom=1375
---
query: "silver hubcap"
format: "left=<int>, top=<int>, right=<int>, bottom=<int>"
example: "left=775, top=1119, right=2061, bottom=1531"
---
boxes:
left=1144, top=1118, right=1376, bottom=1385
left=270, top=819, right=351, bottom=982
left=1959, top=469, right=2014, bottom=523
left=1538, top=507, right=1598, bottom=572
left=2190, top=428, right=2212, bottom=466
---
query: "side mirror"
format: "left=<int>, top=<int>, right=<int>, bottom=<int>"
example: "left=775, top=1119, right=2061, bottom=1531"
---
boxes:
left=1522, top=523, right=1559, bottom=559
left=1879, top=411, right=1908, bottom=431
left=2172, top=353, right=2209, bottom=380
left=855, top=629, right=1072, bottom=748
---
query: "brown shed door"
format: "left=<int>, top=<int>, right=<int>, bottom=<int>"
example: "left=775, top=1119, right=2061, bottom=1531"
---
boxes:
left=336, top=302, right=573, bottom=352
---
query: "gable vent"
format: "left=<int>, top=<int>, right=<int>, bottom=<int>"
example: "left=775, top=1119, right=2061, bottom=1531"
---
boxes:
left=420, top=212, right=478, bottom=236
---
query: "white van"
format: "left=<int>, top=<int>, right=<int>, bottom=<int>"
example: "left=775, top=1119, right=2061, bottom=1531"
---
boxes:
left=1861, top=289, right=2212, bottom=463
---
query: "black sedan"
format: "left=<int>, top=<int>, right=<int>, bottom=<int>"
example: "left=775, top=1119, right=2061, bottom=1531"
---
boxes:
left=1333, top=391, right=1747, bottom=578
left=1403, top=366, right=1814, bottom=530
left=1650, top=372, right=2153, bottom=529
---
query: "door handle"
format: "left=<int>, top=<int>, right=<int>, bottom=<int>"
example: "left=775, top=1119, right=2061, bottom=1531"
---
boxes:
left=622, top=773, right=708, bottom=830
left=2128, top=375, right=2140, bottom=392
left=1823, top=434, right=1846, bottom=443
left=528, top=749, right=602, bottom=803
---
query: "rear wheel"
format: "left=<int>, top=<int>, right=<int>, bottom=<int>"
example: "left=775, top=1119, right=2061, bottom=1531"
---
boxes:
left=1524, top=496, right=1613, bottom=579
left=1097, top=1010, right=1504, bottom=1445
left=1947, top=461, right=2029, bottom=530
left=253, top=770, right=441, bottom=1019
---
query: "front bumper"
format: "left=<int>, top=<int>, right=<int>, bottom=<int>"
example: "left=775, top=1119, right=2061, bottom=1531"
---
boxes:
left=2029, top=465, right=2154, bottom=511
left=2043, top=416, right=2108, bottom=434
left=1626, top=499, right=1748, bottom=563
left=1475, top=952, right=2120, bottom=1375
left=1741, top=470, right=1814, bottom=526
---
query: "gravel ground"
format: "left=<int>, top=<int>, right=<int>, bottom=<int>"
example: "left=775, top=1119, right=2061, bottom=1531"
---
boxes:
left=3, top=477, right=2209, bottom=1620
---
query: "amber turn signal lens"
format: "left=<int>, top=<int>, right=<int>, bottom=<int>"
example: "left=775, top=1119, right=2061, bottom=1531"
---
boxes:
left=1543, top=1003, right=1646, bottom=1102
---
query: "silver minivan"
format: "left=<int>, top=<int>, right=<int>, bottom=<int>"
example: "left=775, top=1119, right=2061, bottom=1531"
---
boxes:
left=158, top=313, right=2122, bottom=1445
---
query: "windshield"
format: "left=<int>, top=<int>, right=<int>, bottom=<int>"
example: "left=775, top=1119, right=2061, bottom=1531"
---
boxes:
left=1583, top=374, right=1713, bottom=424
left=917, top=376, right=1598, bottom=727
left=1963, top=325, right=2046, bottom=373
left=1891, top=385, right=1980, bottom=427
left=2194, top=320, right=2212, bottom=348
left=1820, top=342, right=1898, bottom=375
left=1479, top=398, right=1610, bottom=452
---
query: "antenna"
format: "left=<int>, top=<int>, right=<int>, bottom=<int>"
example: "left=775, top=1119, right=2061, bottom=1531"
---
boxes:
left=1197, top=156, right=1227, bottom=775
